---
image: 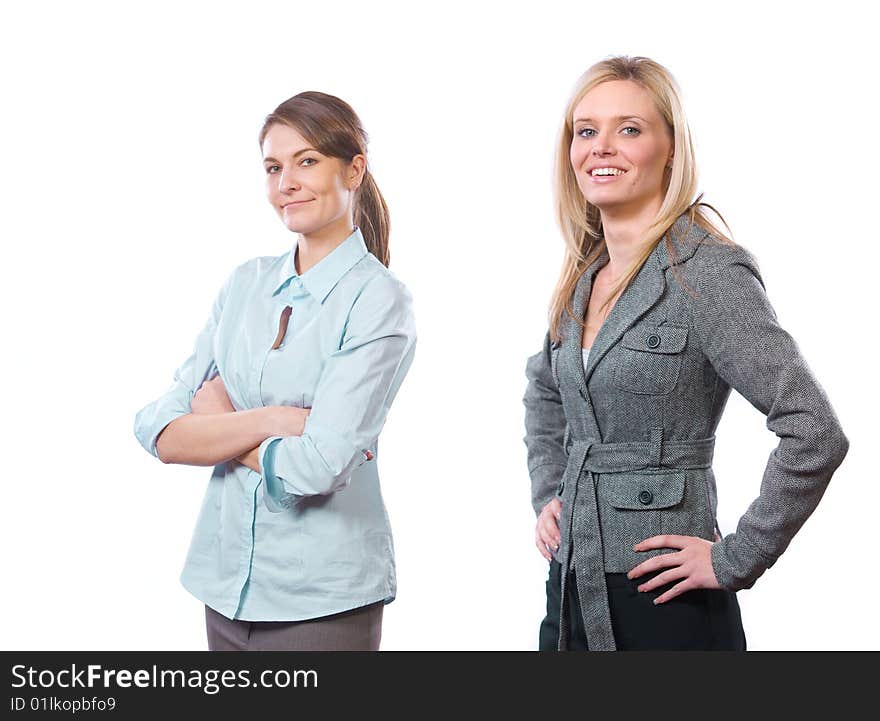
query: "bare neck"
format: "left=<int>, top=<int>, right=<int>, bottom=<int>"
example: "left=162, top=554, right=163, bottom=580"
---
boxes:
left=598, top=200, right=661, bottom=279
left=294, top=214, right=355, bottom=275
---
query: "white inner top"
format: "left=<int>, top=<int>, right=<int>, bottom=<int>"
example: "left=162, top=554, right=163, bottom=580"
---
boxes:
left=582, top=346, right=592, bottom=367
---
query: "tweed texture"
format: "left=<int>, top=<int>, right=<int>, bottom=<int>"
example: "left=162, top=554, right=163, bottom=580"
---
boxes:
left=523, top=214, right=849, bottom=650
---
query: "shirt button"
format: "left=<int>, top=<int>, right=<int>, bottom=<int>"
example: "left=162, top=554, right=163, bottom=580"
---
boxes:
left=646, top=334, right=661, bottom=349
left=638, top=490, right=653, bottom=505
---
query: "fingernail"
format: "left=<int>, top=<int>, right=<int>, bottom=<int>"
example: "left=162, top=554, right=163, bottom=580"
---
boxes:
left=653, top=598, right=660, bottom=605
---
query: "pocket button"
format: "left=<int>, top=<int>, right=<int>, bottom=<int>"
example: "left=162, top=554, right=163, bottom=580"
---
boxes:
left=638, top=490, right=654, bottom=505
left=646, top=334, right=661, bottom=349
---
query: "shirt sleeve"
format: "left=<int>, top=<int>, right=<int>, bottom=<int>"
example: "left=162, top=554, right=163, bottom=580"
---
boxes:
left=257, top=274, right=417, bottom=511
left=133, top=267, right=235, bottom=459
left=523, top=331, right=569, bottom=517
left=691, top=243, right=849, bottom=591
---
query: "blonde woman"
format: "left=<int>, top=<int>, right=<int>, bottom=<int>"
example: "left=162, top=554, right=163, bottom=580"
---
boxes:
left=523, top=57, right=848, bottom=650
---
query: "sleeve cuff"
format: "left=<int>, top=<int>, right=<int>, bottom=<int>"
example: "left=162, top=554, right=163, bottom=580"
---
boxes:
left=258, top=436, right=297, bottom=513
left=711, top=533, right=775, bottom=591
left=133, top=394, right=192, bottom=459
left=529, top=462, right=567, bottom=516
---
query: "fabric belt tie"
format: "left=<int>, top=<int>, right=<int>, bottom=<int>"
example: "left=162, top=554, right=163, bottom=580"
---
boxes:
left=557, top=431, right=716, bottom=651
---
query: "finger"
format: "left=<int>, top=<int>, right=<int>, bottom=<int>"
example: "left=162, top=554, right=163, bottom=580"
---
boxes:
left=633, top=534, right=691, bottom=552
left=539, top=510, right=560, bottom=532
left=538, top=524, right=559, bottom=551
left=636, top=566, right=688, bottom=593
left=535, top=535, right=551, bottom=561
left=538, top=516, right=560, bottom=547
left=654, top=578, right=693, bottom=605
left=627, top=551, right=683, bottom=580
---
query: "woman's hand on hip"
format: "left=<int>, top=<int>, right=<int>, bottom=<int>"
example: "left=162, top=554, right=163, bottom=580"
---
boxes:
left=535, top=497, right=562, bottom=561
left=192, top=375, right=235, bottom=414
left=627, top=534, right=722, bottom=604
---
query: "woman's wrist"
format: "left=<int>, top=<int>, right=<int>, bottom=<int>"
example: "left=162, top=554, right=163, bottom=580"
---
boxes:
left=248, top=406, right=281, bottom=439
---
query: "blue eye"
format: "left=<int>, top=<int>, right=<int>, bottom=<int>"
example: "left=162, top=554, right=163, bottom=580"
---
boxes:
left=577, top=127, right=597, bottom=138
left=265, top=165, right=280, bottom=174
left=622, top=126, right=640, bottom=136
left=300, top=157, right=317, bottom=167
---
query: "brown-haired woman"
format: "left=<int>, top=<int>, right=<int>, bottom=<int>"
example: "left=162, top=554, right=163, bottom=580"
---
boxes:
left=135, top=91, right=416, bottom=650
left=523, top=57, right=847, bottom=650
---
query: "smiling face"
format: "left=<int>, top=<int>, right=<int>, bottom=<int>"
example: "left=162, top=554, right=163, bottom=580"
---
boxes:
left=569, top=79, right=673, bottom=217
left=262, top=122, right=363, bottom=238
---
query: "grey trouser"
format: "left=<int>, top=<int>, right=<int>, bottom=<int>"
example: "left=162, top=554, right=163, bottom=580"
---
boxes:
left=205, top=602, right=384, bottom=651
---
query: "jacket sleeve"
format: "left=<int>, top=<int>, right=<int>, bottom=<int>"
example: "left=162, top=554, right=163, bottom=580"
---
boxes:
left=256, top=275, right=417, bottom=512
left=523, top=331, right=569, bottom=517
left=691, top=243, right=849, bottom=591
left=133, top=267, right=235, bottom=459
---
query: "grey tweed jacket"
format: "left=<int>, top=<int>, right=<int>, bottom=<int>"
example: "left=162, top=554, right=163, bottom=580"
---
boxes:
left=523, top=214, right=849, bottom=650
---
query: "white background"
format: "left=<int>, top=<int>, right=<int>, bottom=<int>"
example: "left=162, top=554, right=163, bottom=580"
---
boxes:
left=2, top=0, right=876, bottom=650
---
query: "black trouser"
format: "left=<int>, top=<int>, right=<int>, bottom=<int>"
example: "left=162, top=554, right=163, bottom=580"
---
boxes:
left=539, top=559, right=747, bottom=651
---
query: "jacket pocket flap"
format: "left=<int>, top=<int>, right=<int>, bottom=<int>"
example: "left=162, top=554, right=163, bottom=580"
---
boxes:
left=604, top=472, right=685, bottom=510
left=621, top=325, right=688, bottom=354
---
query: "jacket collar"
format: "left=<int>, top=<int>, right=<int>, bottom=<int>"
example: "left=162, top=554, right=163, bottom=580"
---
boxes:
left=654, top=213, right=710, bottom=269
left=271, top=226, right=368, bottom=303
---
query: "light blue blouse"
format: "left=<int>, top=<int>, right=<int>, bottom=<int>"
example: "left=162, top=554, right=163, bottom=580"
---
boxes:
left=134, top=228, right=417, bottom=621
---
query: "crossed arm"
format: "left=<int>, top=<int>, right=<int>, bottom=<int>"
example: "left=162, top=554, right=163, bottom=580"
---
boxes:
left=154, top=375, right=310, bottom=472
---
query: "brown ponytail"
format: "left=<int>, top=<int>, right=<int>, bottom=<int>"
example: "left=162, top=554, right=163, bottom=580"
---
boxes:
left=354, top=170, right=390, bottom=266
left=258, top=91, right=391, bottom=267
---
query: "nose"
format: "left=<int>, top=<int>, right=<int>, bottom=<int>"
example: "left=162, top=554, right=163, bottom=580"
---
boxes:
left=278, top=166, right=300, bottom=193
left=591, top=129, right=616, bottom=157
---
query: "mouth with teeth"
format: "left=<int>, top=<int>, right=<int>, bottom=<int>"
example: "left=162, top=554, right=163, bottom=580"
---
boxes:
left=590, top=167, right=627, bottom=177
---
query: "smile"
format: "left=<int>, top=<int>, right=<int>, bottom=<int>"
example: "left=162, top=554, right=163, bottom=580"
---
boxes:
left=282, top=200, right=314, bottom=208
left=589, top=167, right=628, bottom=184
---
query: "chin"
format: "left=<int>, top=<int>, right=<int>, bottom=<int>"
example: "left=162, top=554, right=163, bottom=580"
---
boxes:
left=281, top=215, right=317, bottom=235
left=584, top=195, right=622, bottom=212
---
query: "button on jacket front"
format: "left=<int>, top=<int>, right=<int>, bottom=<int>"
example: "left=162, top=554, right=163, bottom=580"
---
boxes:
left=523, top=214, right=848, bottom=650
left=134, top=228, right=417, bottom=621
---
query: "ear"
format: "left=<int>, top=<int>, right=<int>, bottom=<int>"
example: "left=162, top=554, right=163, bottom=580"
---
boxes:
left=348, top=154, right=367, bottom=190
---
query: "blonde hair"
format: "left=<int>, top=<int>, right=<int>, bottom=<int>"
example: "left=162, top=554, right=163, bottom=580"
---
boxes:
left=549, top=56, right=732, bottom=342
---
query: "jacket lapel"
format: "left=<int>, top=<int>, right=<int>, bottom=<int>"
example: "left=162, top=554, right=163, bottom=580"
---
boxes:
left=582, top=248, right=666, bottom=386
left=562, top=250, right=607, bottom=401
left=562, top=251, right=607, bottom=441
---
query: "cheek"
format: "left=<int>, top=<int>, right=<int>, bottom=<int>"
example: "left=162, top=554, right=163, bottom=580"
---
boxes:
left=266, top=179, right=279, bottom=206
left=634, top=142, right=670, bottom=178
left=570, top=143, right=588, bottom=172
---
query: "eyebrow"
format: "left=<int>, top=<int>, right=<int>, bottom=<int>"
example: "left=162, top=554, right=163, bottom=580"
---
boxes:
left=573, top=115, right=648, bottom=124
left=262, top=148, right=319, bottom=163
